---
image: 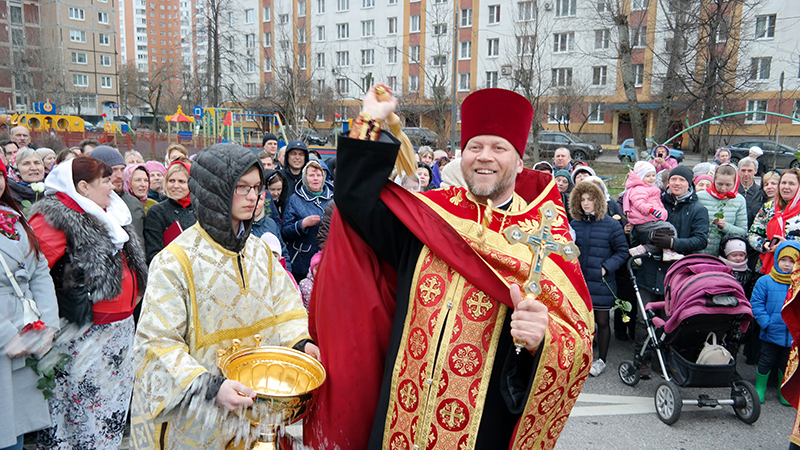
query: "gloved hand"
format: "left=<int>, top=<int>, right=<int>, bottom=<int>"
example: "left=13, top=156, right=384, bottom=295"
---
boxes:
left=650, top=228, right=674, bottom=249
left=649, top=208, right=662, bottom=219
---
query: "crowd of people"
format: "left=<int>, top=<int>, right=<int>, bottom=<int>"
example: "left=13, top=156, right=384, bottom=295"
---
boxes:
left=1, top=85, right=800, bottom=450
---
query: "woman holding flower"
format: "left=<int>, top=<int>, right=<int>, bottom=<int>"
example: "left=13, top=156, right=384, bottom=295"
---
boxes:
left=7, top=148, right=46, bottom=209
left=697, top=164, right=748, bottom=256
left=28, top=157, right=148, bottom=449
left=0, top=158, right=59, bottom=450
left=749, top=168, right=800, bottom=274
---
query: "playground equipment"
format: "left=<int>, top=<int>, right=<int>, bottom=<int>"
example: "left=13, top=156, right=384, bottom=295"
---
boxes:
left=10, top=113, right=85, bottom=132
left=166, top=106, right=194, bottom=142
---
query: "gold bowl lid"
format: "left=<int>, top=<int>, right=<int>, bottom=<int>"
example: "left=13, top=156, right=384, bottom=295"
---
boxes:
left=220, top=346, right=326, bottom=398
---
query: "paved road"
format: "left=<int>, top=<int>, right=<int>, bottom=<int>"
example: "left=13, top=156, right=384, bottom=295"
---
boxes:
left=555, top=334, right=795, bottom=450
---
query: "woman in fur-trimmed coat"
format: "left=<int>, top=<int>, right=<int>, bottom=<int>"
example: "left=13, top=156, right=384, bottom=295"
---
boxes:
left=28, top=157, right=148, bottom=450
left=570, top=181, right=629, bottom=377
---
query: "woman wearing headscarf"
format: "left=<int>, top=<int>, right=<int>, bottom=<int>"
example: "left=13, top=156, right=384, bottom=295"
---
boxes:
left=748, top=168, right=800, bottom=274
left=35, top=148, right=56, bottom=177
left=416, top=162, right=434, bottom=192
left=29, top=157, right=147, bottom=449
left=144, top=161, right=167, bottom=202
left=124, top=165, right=158, bottom=213
left=281, top=160, right=333, bottom=281
left=143, top=160, right=196, bottom=264
left=697, top=164, right=748, bottom=256
left=0, top=157, right=59, bottom=450
left=7, top=148, right=45, bottom=207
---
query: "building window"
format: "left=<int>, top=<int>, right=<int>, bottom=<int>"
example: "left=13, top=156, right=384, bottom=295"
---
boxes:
left=336, top=51, right=349, bottom=66
left=69, top=8, right=85, bottom=20
left=459, top=41, right=471, bottom=59
left=246, top=34, right=256, bottom=48
left=246, top=59, right=256, bottom=72
left=264, top=31, right=272, bottom=46
left=388, top=47, right=397, bottom=63
left=409, top=75, right=419, bottom=92
left=488, top=5, right=500, bottom=24
left=279, top=14, right=289, bottom=24
left=337, top=0, right=349, bottom=12
left=71, top=52, right=88, bottom=64
left=100, top=55, right=111, bottom=66
left=336, top=106, right=348, bottom=121
left=316, top=52, right=325, bottom=68
left=630, top=26, right=646, bottom=48
left=316, top=111, right=325, bottom=122
left=387, top=76, right=396, bottom=92
left=756, top=15, right=776, bottom=39
left=432, top=54, right=446, bottom=66
left=263, top=6, right=271, bottom=21
left=337, top=78, right=349, bottom=95
left=299, top=54, right=307, bottom=69
left=518, top=1, right=534, bottom=21
left=632, top=0, right=648, bottom=10
left=264, top=56, right=272, bottom=72
left=548, top=104, right=570, bottom=123
left=73, top=74, right=89, bottom=87
left=100, top=33, right=110, bottom=45
left=458, top=72, right=470, bottom=91
left=434, top=24, right=447, bottom=36
left=595, top=29, right=609, bottom=49
left=750, top=57, right=771, bottom=80
left=362, top=20, right=374, bottom=37
left=246, top=83, right=257, bottom=96
left=588, top=103, right=604, bottom=123
left=460, top=8, right=472, bottom=27
left=488, top=38, right=500, bottom=57
left=11, top=29, right=23, bottom=46
left=388, top=0, right=397, bottom=4
left=793, top=99, right=800, bottom=124
left=388, top=17, right=397, bottom=34
left=298, top=1, right=306, bottom=16
left=553, top=32, right=574, bottom=53
left=98, top=12, right=109, bottom=24
left=633, top=64, right=644, bottom=86
left=316, top=26, right=325, bottom=41
left=245, top=9, right=255, bottom=23
left=298, top=27, right=306, bottom=43
left=101, top=76, right=112, bottom=88
left=517, top=35, right=534, bottom=55
left=409, top=45, right=420, bottom=63
left=361, top=49, right=374, bottom=65
left=337, top=23, right=349, bottom=39
left=362, top=0, right=374, bottom=7
left=596, top=0, right=608, bottom=12
left=745, top=99, right=768, bottom=124
left=317, top=0, right=325, bottom=13
left=70, top=30, right=87, bottom=42
left=486, top=71, right=498, bottom=89
left=410, top=15, right=420, bottom=32
left=551, top=67, right=572, bottom=86
left=556, top=0, right=576, bottom=17
left=592, top=66, right=607, bottom=85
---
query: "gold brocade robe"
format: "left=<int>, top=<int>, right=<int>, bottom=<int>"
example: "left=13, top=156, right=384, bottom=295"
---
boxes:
left=381, top=188, right=593, bottom=450
left=130, top=224, right=311, bottom=450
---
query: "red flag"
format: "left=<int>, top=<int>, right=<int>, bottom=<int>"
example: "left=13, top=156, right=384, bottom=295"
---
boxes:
left=222, top=111, right=233, bottom=126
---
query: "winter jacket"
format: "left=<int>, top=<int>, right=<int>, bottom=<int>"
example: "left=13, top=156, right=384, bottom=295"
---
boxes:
left=317, top=199, right=336, bottom=249
left=747, top=200, right=800, bottom=261
left=250, top=213, right=292, bottom=273
left=0, top=205, right=59, bottom=447
left=569, top=182, right=629, bottom=310
left=282, top=146, right=310, bottom=199
left=750, top=242, right=800, bottom=347
left=282, top=183, right=333, bottom=277
left=624, top=171, right=667, bottom=226
left=696, top=190, right=748, bottom=256
left=651, top=147, right=679, bottom=173
left=7, top=179, right=40, bottom=208
left=120, top=190, right=146, bottom=240
left=738, top=181, right=766, bottom=228
left=144, top=198, right=197, bottom=264
left=632, top=187, right=709, bottom=295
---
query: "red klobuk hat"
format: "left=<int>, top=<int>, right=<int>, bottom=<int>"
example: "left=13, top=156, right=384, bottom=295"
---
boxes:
left=460, top=89, right=534, bottom=158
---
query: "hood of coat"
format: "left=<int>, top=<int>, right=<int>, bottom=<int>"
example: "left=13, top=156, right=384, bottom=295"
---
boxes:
left=774, top=240, right=800, bottom=273
left=265, top=168, right=290, bottom=208
left=570, top=180, right=607, bottom=220
left=189, top=143, right=264, bottom=253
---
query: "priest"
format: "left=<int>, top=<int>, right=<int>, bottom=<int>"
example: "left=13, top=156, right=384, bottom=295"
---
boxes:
left=304, top=86, right=593, bottom=450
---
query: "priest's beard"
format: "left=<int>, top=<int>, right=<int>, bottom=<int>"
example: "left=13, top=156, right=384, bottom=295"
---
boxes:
left=463, top=167, right=516, bottom=203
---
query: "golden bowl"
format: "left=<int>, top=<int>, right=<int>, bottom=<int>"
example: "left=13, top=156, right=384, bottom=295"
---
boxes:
left=220, top=346, right=326, bottom=425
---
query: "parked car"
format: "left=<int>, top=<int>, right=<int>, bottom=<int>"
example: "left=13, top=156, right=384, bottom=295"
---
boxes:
left=276, top=125, right=327, bottom=146
left=402, top=127, right=439, bottom=147
left=618, top=138, right=684, bottom=163
left=533, top=131, right=603, bottom=161
left=721, top=140, right=799, bottom=172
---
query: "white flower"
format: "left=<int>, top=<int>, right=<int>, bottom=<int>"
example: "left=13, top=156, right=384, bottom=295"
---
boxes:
left=31, top=182, right=45, bottom=193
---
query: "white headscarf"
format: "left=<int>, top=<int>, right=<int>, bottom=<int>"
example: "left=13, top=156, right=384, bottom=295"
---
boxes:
left=44, top=158, right=131, bottom=250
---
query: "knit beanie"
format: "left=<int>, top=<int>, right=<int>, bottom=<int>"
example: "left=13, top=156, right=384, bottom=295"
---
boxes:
left=668, top=165, right=694, bottom=186
left=634, top=161, right=655, bottom=180
left=694, top=174, right=713, bottom=186
left=262, top=133, right=279, bottom=147
left=90, top=145, right=126, bottom=167
left=554, top=169, right=573, bottom=189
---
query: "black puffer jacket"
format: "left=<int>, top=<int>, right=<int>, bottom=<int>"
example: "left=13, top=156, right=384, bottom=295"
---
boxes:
left=189, top=143, right=263, bottom=253
left=632, top=188, right=709, bottom=295
left=144, top=198, right=197, bottom=263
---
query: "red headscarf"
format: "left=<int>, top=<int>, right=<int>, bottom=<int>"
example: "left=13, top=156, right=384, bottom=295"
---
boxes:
left=705, top=163, right=740, bottom=200
left=167, top=160, right=192, bottom=208
left=763, top=171, right=800, bottom=273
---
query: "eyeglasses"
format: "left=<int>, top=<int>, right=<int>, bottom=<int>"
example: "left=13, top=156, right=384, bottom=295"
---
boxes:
left=234, top=184, right=263, bottom=196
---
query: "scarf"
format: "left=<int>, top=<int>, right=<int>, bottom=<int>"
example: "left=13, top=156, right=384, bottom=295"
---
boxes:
left=769, top=244, right=800, bottom=284
left=44, top=158, right=131, bottom=250
left=706, top=164, right=740, bottom=200
left=123, top=164, right=150, bottom=204
left=167, top=160, right=192, bottom=208
left=763, top=187, right=800, bottom=273
left=720, top=257, right=748, bottom=272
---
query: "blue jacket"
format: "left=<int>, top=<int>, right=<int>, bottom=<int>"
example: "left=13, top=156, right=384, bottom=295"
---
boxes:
left=251, top=213, right=292, bottom=273
left=571, top=214, right=629, bottom=310
left=281, top=182, right=333, bottom=275
left=750, top=241, right=800, bottom=347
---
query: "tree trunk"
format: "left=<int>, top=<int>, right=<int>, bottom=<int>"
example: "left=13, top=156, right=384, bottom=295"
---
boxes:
left=654, top=9, right=687, bottom=147
left=616, top=16, right=646, bottom=161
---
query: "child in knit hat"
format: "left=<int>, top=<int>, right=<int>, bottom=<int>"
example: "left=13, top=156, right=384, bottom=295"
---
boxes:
left=298, top=251, right=323, bottom=312
left=623, top=161, right=683, bottom=261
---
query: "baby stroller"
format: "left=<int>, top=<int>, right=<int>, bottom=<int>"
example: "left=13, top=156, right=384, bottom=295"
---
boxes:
left=617, top=254, right=760, bottom=425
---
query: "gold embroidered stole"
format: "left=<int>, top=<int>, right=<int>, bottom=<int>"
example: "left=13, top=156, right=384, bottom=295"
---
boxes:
left=382, top=191, right=593, bottom=450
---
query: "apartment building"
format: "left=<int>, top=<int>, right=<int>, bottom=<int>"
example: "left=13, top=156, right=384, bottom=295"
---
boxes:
left=0, top=0, right=43, bottom=111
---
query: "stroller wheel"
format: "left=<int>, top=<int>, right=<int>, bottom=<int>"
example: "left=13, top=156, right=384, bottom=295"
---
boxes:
left=731, top=380, right=761, bottom=424
left=618, top=360, right=640, bottom=386
left=655, top=381, right=682, bottom=425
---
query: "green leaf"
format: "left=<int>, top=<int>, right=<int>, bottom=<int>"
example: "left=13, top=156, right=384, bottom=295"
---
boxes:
left=26, top=357, right=38, bottom=369
left=44, top=369, right=55, bottom=379
left=43, top=389, right=52, bottom=400
left=37, top=378, right=48, bottom=390
left=46, top=378, right=56, bottom=389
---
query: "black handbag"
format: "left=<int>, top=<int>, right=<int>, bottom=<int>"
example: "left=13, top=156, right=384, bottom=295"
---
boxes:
left=51, top=254, right=93, bottom=327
